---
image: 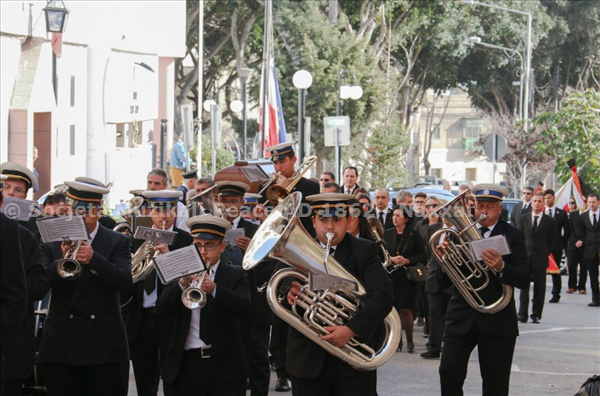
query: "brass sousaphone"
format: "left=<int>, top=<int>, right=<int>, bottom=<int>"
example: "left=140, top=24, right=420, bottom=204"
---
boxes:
left=243, top=192, right=401, bottom=371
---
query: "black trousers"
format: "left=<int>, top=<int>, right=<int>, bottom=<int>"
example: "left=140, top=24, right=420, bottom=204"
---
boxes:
left=426, top=288, right=451, bottom=352
left=163, top=349, right=246, bottom=396
left=439, top=330, right=516, bottom=396
left=519, top=268, right=547, bottom=319
left=130, top=308, right=161, bottom=396
left=249, top=325, right=271, bottom=396
left=270, top=315, right=289, bottom=379
left=43, top=362, right=127, bottom=396
left=587, top=255, right=600, bottom=298
left=550, top=248, right=564, bottom=296
left=567, top=247, right=587, bottom=290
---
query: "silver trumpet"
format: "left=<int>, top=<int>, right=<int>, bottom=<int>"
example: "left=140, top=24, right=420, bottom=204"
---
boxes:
left=57, top=239, right=84, bottom=279
left=181, top=267, right=211, bottom=310
left=243, top=192, right=402, bottom=371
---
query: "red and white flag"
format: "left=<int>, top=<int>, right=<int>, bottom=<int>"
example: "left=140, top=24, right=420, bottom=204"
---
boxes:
left=51, top=33, right=62, bottom=58
left=554, top=166, right=585, bottom=212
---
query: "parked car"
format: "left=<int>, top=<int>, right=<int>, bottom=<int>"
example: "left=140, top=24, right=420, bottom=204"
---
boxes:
left=501, top=198, right=522, bottom=225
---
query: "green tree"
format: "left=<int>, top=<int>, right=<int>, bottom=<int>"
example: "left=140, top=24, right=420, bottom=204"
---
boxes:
left=534, top=89, right=600, bottom=193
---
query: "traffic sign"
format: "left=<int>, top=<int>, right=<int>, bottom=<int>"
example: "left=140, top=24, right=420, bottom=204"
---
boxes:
left=484, top=134, right=507, bottom=161
left=324, top=116, right=350, bottom=147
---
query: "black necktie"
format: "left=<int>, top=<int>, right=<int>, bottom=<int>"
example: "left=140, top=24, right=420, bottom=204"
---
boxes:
left=379, top=212, right=385, bottom=225
left=480, top=227, right=490, bottom=237
left=144, top=269, right=156, bottom=295
left=532, top=215, right=539, bottom=232
left=594, top=213, right=598, bottom=228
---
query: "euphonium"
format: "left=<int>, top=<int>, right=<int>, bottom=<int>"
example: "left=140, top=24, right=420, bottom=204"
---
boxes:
left=243, top=192, right=402, bottom=371
left=428, top=191, right=512, bottom=314
left=265, top=156, right=317, bottom=206
left=131, top=240, right=159, bottom=283
left=57, top=240, right=83, bottom=279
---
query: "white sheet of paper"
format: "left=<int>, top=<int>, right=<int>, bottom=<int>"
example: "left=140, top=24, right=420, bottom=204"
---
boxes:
left=36, top=216, right=89, bottom=244
left=154, top=245, right=206, bottom=284
left=470, top=235, right=512, bottom=260
left=223, top=228, right=245, bottom=247
left=0, top=197, right=41, bottom=221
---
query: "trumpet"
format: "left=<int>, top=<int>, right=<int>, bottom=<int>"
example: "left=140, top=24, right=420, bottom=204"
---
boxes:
left=57, top=239, right=84, bottom=279
left=265, top=156, right=317, bottom=206
left=181, top=266, right=211, bottom=310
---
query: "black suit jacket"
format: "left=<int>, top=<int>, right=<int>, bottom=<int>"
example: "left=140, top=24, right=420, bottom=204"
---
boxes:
left=0, top=214, right=28, bottom=375
left=375, top=210, right=394, bottom=230
left=444, top=220, right=529, bottom=338
left=341, top=183, right=360, bottom=195
left=157, top=260, right=252, bottom=384
left=510, top=201, right=531, bottom=229
left=424, top=222, right=445, bottom=294
left=520, top=212, right=557, bottom=270
left=4, top=225, right=49, bottom=381
left=286, top=234, right=394, bottom=379
left=125, top=227, right=192, bottom=343
left=547, top=207, right=570, bottom=253
left=39, top=224, right=132, bottom=365
left=579, top=210, right=600, bottom=260
left=567, top=211, right=585, bottom=251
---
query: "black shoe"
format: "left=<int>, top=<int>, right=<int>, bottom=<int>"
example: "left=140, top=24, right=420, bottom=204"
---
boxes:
left=531, top=316, right=540, bottom=324
left=549, top=295, right=560, bottom=303
left=420, top=350, right=441, bottom=359
left=588, top=300, right=600, bottom=307
left=517, top=315, right=527, bottom=323
left=275, top=377, right=291, bottom=392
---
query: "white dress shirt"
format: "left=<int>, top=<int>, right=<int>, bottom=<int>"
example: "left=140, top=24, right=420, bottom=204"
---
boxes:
left=142, top=224, right=175, bottom=308
left=176, top=201, right=190, bottom=232
left=183, top=262, right=219, bottom=350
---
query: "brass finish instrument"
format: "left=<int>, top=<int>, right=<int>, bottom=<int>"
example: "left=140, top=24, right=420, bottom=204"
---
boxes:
left=429, top=191, right=512, bottom=314
left=57, top=239, right=83, bottom=279
left=243, top=192, right=402, bottom=371
left=265, top=156, right=317, bottom=206
left=188, top=184, right=219, bottom=216
left=181, top=267, right=211, bottom=310
left=114, top=196, right=144, bottom=234
left=131, top=221, right=165, bottom=284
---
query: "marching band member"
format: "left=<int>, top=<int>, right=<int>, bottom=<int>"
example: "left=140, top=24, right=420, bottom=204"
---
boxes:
left=74, top=176, right=118, bottom=230
left=1, top=161, right=39, bottom=233
left=0, top=175, right=49, bottom=395
left=146, top=169, right=189, bottom=232
left=438, top=184, right=529, bottom=396
left=0, top=175, right=28, bottom=394
left=125, top=190, right=193, bottom=396
left=39, top=180, right=132, bottom=396
left=157, top=215, right=252, bottom=396
left=286, top=193, right=394, bottom=396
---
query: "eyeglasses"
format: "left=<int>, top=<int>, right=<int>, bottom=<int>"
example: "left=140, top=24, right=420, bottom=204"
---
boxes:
left=193, top=242, right=218, bottom=251
left=426, top=204, right=439, bottom=209
left=569, top=202, right=576, bottom=205
left=3, top=183, right=26, bottom=195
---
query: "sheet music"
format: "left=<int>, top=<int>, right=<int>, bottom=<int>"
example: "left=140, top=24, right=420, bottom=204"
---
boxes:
left=36, top=216, right=89, bottom=244
left=241, top=165, right=269, bottom=183
left=133, top=226, right=178, bottom=245
left=224, top=228, right=245, bottom=247
left=0, top=196, right=41, bottom=221
left=154, top=245, right=206, bottom=284
left=470, top=235, right=512, bottom=261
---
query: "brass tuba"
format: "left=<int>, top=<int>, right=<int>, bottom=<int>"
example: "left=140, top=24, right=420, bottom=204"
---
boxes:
left=265, top=156, right=317, bottom=206
left=428, top=191, right=512, bottom=314
left=243, top=192, right=401, bottom=371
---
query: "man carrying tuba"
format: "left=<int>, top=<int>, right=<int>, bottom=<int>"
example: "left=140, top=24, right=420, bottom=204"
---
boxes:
left=437, top=184, right=530, bottom=396
left=124, top=190, right=193, bottom=396
left=286, top=193, right=394, bottom=396
left=157, top=215, right=252, bottom=396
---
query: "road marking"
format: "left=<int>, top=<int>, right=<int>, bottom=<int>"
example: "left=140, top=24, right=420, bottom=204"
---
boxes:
left=512, top=364, right=594, bottom=376
left=519, top=326, right=600, bottom=334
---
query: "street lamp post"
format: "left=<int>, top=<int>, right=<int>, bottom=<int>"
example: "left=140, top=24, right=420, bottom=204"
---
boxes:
left=468, top=36, right=524, bottom=120
left=460, top=0, right=532, bottom=130
left=237, top=68, right=253, bottom=160
left=292, top=70, right=313, bottom=164
left=43, top=0, right=70, bottom=102
left=336, top=69, right=363, bottom=181
left=203, top=85, right=243, bottom=176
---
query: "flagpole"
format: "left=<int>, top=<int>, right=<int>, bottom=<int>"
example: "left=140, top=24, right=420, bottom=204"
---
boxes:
left=260, top=0, right=271, bottom=157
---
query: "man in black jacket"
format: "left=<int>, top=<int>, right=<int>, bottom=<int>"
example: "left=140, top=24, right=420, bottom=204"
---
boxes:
left=125, top=190, right=192, bottom=396
left=286, top=193, right=394, bottom=396
left=439, top=184, right=530, bottom=396
left=158, top=215, right=252, bottom=396
left=1, top=161, right=39, bottom=234
left=576, top=193, right=600, bottom=306
left=510, top=186, right=534, bottom=228
left=518, top=193, right=556, bottom=323
left=0, top=175, right=28, bottom=394
left=543, top=189, right=571, bottom=303
left=566, top=200, right=586, bottom=294
left=39, top=180, right=132, bottom=396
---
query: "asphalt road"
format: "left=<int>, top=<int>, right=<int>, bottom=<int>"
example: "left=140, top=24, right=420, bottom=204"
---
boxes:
left=129, top=279, right=600, bottom=395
